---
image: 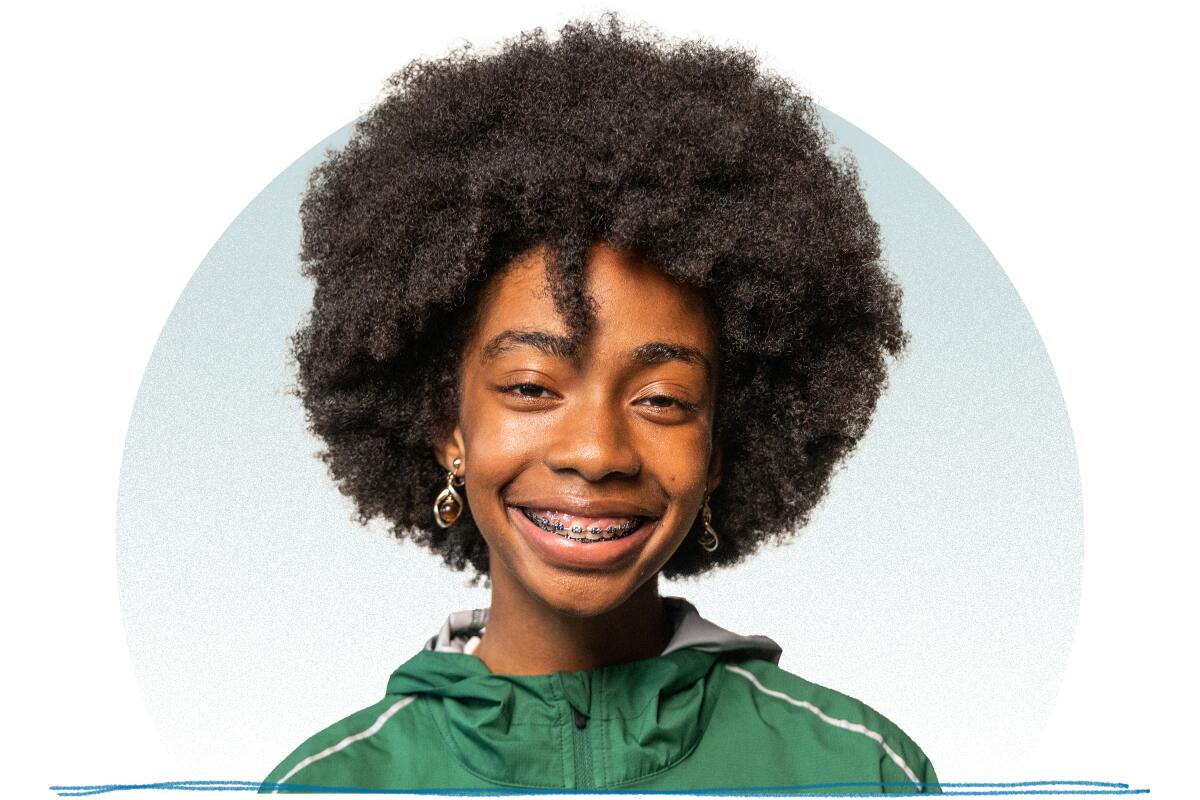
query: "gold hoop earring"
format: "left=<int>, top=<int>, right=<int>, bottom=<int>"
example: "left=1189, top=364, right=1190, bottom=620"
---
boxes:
left=697, top=493, right=719, bottom=552
left=434, top=457, right=466, bottom=528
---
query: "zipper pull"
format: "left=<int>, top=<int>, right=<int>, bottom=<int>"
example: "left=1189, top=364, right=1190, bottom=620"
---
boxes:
left=573, top=709, right=589, bottom=729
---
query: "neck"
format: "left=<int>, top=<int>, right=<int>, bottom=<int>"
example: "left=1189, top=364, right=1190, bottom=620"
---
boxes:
left=472, top=571, right=673, bottom=676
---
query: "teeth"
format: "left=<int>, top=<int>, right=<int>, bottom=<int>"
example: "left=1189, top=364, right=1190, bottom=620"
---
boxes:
left=521, top=508, right=644, bottom=542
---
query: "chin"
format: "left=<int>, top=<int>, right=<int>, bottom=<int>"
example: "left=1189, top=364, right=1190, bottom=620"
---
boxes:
left=529, top=571, right=645, bottom=618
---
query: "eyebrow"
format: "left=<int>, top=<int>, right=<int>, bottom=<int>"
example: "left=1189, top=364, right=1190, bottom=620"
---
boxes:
left=630, top=341, right=712, bottom=380
left=479, top=329, right=712, bottom=379
left=480, top=329, right=578, bottom=361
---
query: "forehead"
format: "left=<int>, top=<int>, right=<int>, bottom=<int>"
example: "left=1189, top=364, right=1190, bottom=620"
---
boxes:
left=471, top=243, right=716, bottom=359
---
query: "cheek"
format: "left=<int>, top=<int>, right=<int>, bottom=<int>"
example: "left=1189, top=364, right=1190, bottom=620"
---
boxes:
left=637, top=425, right=713, bottom=495
left=460, top=402, right=543, bottom=486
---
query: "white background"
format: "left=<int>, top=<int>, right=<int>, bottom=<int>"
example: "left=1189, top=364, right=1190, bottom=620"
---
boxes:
left=3, top=1, right=1196, bottom=797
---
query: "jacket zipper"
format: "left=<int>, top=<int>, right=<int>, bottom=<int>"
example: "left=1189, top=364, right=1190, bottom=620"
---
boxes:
left=572, top=709, right=594, bottom=789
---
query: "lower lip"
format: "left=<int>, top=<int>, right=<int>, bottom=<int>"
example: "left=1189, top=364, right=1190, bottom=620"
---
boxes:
left=508, top=506, right=657, bottom=570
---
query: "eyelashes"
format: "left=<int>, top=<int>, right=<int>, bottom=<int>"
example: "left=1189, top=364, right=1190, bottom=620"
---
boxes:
left=501, top=382, right=554, bottom=399
left=639, top=394, right=699, bottom=413
left=496, top=382, right=699, bottom=413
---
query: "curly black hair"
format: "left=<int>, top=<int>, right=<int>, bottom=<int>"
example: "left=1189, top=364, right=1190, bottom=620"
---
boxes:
left=291, top=12, right=907, bottom=585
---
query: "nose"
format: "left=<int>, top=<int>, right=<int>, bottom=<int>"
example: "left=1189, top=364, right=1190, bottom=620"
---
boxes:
left=543, top=394, right=641, bottom=482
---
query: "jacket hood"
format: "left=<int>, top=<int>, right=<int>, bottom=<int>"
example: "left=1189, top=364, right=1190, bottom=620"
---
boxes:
left=424, top=595, right=780, bottom=663
left=383, top=596, right=782, bottom=788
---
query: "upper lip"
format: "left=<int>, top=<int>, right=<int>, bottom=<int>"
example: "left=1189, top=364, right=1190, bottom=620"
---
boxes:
left=508, top=497, right=661, bottom=518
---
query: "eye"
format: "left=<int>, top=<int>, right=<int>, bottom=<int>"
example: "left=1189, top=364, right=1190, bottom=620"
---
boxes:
left=499, top=382, right=554, bottom=400
left=637, top=394, right=699, bottom=413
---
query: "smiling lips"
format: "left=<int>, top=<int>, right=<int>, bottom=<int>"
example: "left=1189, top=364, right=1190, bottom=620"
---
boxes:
left=520, top=507, right=648, bottom=542
left=509, top=503, right=659, bottom=569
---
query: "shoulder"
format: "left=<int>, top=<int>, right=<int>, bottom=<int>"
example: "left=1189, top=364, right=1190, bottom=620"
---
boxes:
left=259, top=694, right=427, bottom=793
left=717, top=658, right=940, bottom=793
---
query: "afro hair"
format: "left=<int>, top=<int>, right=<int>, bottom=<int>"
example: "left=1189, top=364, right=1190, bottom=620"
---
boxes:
left=291, top=12, right=908, bottom=585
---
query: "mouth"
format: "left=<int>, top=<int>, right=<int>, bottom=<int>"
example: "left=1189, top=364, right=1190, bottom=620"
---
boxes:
left=517, top=507, right=652, bottom=543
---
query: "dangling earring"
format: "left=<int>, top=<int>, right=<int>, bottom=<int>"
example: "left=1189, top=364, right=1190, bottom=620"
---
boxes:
left=697, top=493, right=719, bottom=552
left=434, top=457, right=466, bottom=528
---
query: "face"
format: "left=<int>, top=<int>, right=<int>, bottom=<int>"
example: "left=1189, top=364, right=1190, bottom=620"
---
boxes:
left=437, top=242, right=721, bottom=617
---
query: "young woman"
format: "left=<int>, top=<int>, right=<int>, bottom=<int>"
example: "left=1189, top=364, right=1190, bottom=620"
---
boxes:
left=262, top=13, right=939, bottom=794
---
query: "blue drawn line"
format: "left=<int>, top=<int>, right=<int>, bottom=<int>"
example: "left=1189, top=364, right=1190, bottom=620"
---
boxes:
left=47, top=779, right=1150, bottom=797
left=51, top=783, right=258, bottom=797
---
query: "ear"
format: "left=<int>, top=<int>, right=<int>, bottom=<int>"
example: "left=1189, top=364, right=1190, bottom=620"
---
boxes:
left=705, top=442, right=723, bottom=495
left=434, top=424, right=468, bottom=475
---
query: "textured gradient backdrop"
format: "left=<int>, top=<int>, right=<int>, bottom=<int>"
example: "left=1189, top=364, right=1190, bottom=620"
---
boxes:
left=115, top=108, right=1083, bottom=781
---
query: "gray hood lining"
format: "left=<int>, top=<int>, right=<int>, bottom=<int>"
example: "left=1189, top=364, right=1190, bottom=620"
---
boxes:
left=423, top=595, right=782, bottom=666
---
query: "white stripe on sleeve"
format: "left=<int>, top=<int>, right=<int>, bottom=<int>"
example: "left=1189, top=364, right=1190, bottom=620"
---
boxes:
left=271, top=695, right=418, bottom=792
left=724, top=664, right=923, bottom=789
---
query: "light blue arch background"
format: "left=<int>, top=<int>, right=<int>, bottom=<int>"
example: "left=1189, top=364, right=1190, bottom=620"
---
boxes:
left=116, top=109, right=1082, bottom=780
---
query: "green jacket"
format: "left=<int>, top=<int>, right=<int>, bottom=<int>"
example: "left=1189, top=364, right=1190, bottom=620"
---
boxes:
left=262, top=597, right=939, bottom=793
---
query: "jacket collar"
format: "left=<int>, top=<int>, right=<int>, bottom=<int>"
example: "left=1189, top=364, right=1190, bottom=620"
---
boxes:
left=386, top=596, right=781, bottom=788
left=420, top=595, right=783, bottom=664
